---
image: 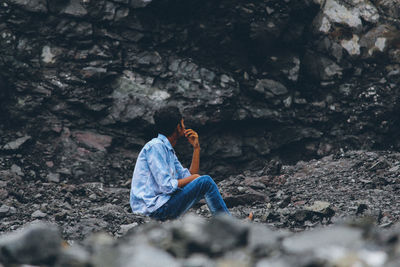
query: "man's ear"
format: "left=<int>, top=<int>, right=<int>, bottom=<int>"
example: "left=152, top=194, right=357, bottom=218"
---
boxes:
left=174, top=123, right=181, bottom=135
left=177, top=121, right=184, bottom=135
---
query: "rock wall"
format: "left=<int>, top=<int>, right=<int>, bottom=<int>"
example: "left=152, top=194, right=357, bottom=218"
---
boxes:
left=0, top=0, right=400, bottom=181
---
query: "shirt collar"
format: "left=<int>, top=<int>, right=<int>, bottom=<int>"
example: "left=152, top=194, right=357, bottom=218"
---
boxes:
left=157, top=134, right=174, bottom=151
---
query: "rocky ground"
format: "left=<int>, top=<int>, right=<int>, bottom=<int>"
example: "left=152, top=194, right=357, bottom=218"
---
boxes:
left=1, top=149, right=400, bottom=266
left=220, top=150, right=400, bottom=230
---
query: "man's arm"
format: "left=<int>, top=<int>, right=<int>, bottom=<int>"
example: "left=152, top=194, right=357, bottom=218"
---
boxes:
left=176, top=128, right=201, bottom=188
left=189, top=146, right=200, bottom=175
left=178, top=174, right=200, bottom=188
left=185, top=129, right=200, bottom=175
left=146, top=143, right=178, bottom=193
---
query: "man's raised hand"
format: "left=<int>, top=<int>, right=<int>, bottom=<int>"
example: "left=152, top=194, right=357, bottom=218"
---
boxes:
left=185, top=129, right=200, bottom=149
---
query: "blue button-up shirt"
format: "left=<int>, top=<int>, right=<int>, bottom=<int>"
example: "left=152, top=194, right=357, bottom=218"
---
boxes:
left=130, top=134, right=191, bottom=215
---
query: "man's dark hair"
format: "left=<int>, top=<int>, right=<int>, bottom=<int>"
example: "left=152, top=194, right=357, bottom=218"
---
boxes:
left=153, top=106, right=183, bottom=137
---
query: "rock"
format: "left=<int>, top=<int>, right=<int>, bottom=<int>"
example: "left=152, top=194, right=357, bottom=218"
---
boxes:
left=114, top=7, right=130, bottom=21
left=9, top=0, right=47, bottom=13
left=78, top=218, right=109, bottom=237
left=389, top=165, right=400, bottom=172
left=104, top=71, right=170, bottom=124
left=171, top=214, right=248, bottom=255
left=281, top=56, right=301, bottom=82
left=31, top=210, right=47, bottom=218
left=41, top=46, right=56, bottom=64
left=0, top=222, right=61, bottom=265
left=303, top=51, right=343, bottom=81
left=10, top=164, right=24, bottom=176
left=118, top=243, right=180, bottom=267
left=290, top=203, right=335, bottom=225
left=256, top=258, right=291, bottom=267
left=305, top=201, right=335, bottom=217
left=137, top=51, right=162, bottom=66
left=282, top=225, right=363, bottom=254
left=47, top=172, right=60, bottom=183
left=262, top=211, right=281, bottom=223
left=119, top=223, right=139, bottom=235
left=55, top=211, right=68, bottom=221
left=314, top=0, right=378, bottom=32
left=292, top=209, right=314, bottom=224
left=341, top=34, right=361, bottom=56
left=262, top=159, right=282, bottom=175
left=183, top=254, right=216, bottom=267
left=3, top=136, right=31, bottom=150
left=254, top=79, right=288, bottom=98
left=0, top=189, right=9, bottom=200
left=368, top=157, right=390, bottom=171
left=248, top=223, right=280, bottom=256
left=130, top=0, right=153, bottom=8
left=360, top=25, right=399, bottom=57
left=55, top=245, right=91, bottom=267
left=356, top=203, right=368, bottom=215
left=61, top=0, right=88, bottom=17
left=80, top=67, right=108, bottom=80
left=72, top=131, right=112, bottom=152
left=56, top=20, right=93, bottom=39
left=0, top=205, right=16, bottom=218
left=207, top=134, right=242, bottom=159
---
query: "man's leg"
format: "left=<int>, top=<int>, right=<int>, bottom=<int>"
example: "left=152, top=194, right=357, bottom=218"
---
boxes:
left=150, top=175, right=230, bottom=221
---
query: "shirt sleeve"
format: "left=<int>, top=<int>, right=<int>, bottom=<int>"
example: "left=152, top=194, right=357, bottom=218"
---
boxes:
left=146, top=143, right=178, bottom=194
left=173, top=153, right=191, bottom=179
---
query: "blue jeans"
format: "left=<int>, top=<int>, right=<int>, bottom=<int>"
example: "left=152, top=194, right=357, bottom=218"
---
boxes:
left=150, top=175, right=230, bottom=221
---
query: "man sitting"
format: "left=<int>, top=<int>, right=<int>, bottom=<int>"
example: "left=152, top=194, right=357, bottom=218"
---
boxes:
left=130, top=106, right=230, bottom=221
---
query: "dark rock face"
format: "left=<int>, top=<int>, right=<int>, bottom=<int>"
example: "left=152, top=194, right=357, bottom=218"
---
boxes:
left=0, top=0, right=399, bottom=181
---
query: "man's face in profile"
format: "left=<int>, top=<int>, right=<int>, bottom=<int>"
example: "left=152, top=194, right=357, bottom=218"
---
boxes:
left=178, top=119, right=186, bottom=138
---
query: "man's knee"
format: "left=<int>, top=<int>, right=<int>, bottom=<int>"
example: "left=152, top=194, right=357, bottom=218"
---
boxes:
left=198, top=175, right=216, bottom=187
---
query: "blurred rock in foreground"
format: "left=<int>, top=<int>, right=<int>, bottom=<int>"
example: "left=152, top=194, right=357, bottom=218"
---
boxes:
left=1, top=215, right=400, bottom=266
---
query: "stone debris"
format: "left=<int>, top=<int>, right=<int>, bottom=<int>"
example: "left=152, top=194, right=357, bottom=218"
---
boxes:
left=31, top=210, right=47, bottom=219
left=0, top=150, right=399, bottom=240
left=0, top=216, right=399, bottom=266
left=0, top=222, right=61, bottom=265
left=2, top=136, right=31, bottom=150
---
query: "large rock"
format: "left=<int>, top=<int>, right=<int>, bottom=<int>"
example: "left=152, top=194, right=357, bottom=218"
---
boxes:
left=254, top=79, right=288, bottom=99
left=61, top=0, right=88, bottom=17
left=359, top=25, right=400, bottom=57
left=169, top=214, right=249, bottom=255
left=8, top=0, right=48, bottom=13
left=0, top=223, right=62, bottom=265
left=303, top=51, right=343, bottom=82
left=282, top=225, right=363, bottom=254
left=104, top=59, right=239, bottom=125
left=313, top=0, right=379, bottom=33
left=2, top=136, right=31, bottom=150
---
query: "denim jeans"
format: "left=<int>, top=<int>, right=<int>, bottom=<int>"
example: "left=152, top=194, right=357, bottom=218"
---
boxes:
left=150, top=175, right=230, bottom=221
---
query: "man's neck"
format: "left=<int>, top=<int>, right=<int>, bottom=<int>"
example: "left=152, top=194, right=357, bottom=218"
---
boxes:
left=167, top=134, right=178, bottom=147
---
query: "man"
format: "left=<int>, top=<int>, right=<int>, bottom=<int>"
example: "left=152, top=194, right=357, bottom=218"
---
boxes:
left=130, top=106, right=230, bottom=221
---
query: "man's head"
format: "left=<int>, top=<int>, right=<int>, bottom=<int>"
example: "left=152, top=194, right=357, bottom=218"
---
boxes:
left=154, top=106, right=185, bottom=137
